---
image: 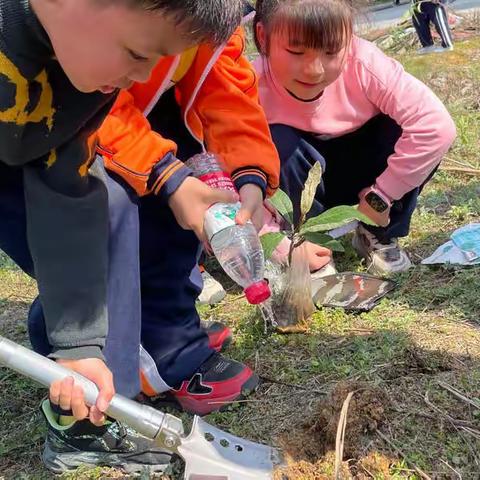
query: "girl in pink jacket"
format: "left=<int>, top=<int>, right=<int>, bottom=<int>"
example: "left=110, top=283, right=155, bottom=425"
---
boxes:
left=253, top=0, right=456, bottom=275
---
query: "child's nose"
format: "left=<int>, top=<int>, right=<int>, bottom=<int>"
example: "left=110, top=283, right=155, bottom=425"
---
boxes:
left=303, top=57, right=324, bottom=77
left=129, top=63, right=154, bottom=84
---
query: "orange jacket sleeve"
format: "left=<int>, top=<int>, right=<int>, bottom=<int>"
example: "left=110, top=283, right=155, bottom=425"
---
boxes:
left=177, top=28, right=280, bottom=197
left=97, top=89, right=191, bottom=198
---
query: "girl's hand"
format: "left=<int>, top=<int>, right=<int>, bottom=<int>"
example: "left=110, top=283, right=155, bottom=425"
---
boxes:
left=358, top=187, right=391, bottom=227
left=304, top=242, right=332, bottom=272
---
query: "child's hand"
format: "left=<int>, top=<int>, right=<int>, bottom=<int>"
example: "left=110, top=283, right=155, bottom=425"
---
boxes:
left=236, top=184, right=265, bottom=231
left=50, top=358, right=115, bottom=426
left=259, top=202, right=332, bottom=271
left=168, top=176, right=238, bottom=241
left=305, top=242, right=332, bottom=272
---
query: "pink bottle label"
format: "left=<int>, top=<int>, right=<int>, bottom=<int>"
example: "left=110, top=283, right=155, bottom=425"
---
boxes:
left=199, top=172, right=236, bottom=193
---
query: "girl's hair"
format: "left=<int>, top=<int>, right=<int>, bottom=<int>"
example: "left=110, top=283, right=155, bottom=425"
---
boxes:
left=99, top=0, right=244, bottom=46
left=254, top=0, right=355, bottom=55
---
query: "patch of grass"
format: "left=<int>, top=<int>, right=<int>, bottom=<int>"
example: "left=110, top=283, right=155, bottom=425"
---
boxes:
left=398, top=37, right=480, bottom=173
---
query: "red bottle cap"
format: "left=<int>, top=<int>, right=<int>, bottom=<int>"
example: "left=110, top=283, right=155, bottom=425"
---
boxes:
left=244, top=280, right=271, bottom=305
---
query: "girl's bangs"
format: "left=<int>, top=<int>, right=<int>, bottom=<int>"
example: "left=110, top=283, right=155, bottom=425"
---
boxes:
left=269, top=3, right=352, bottom=53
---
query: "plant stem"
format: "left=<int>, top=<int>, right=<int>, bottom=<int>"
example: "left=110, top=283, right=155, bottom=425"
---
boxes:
left=287, top=234, right=295, bottom=266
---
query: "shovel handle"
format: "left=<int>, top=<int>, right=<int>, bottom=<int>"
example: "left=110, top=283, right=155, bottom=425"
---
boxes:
left=0, top=336, right=183, bottom=443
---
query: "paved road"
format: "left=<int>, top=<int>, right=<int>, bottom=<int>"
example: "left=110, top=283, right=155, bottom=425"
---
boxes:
left=360, top=0, right=480, bottom=29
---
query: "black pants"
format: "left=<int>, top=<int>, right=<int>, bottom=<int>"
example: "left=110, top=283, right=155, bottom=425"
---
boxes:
left=8, top=89, right=212, bottom=397
left=412, top=2, right=453, bottom=48
left=270, top=114, right=435, bottom=242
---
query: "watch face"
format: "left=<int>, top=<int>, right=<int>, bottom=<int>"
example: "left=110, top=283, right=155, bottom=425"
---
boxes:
left=365, top=191, right=389, bottom=213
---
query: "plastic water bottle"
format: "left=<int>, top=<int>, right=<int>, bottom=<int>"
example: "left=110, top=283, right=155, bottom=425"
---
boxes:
left=185, top=153, right=271, bottom=304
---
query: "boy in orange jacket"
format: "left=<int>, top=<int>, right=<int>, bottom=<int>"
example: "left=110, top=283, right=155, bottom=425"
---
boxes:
left=95, top=8, right=280, bottom=415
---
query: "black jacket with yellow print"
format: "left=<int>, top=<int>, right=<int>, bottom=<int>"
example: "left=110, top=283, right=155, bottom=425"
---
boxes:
left=0, top=0, right=116, bottom=360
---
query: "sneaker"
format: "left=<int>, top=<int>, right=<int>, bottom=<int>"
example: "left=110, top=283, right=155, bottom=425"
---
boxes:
left=197, top=270, right=226, bottom=305
left=434, top=45, right=454, bottom=53
left=352, top=225, right=412, bottom=275
left=166, top=353, right=259, bottom=416
left=202, top=320, right=233, bottom=352
left=311, top=260, right=338, bottom=299
left=417, top=45, right=438, bottom=55
left=40, top=400, right=172, bottom=474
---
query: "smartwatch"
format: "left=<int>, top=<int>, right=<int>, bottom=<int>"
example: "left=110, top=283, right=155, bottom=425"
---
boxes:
left=363, top=186, right=392, bottom=213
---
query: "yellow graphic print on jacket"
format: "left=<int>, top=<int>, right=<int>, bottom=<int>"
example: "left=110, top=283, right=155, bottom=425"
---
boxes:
left=0, top=51, right=55, bottom=130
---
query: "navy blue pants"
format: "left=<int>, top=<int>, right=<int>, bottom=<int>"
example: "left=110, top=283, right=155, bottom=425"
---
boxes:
left=412, top=2, right=453, bottom=48
left=1, top=90, right=213, bottom=397
left=270, top=114, right=434, bottom=242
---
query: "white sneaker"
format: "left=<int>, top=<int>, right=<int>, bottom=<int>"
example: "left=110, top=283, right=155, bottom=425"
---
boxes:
left=352, top=225, right=412, bottom=276
left=417, top=45, right=438, bottom=55
left=311, top=261, right=337, bottom=281
left=197, top=270, right=226, bottom=305
left=311, top=261, right=338, bottom=299
left=434, top=45, right=453, bottom=53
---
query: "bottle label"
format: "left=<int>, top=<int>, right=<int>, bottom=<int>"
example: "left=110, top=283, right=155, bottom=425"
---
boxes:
left=204, top=202, right=242, bottom=241
left=199, top=172, right=236, bottom=193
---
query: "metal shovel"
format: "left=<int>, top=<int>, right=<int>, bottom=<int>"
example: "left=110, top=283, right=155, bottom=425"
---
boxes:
left=0, top=336, right=281, bottom=479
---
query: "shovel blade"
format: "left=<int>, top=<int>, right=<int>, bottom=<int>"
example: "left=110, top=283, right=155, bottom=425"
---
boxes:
left=178, top=417, right=281, bottom=480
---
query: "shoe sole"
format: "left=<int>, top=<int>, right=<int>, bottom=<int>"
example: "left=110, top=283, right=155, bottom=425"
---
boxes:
left=147, top=373, right=260, bottom=416
left=42, top=442, right=171, bottom=475
left=216, top=372, right=260, bottom=413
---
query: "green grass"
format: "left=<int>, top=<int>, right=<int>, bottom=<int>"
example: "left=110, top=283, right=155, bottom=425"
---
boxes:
left=1, top=36, right=480, bottom=480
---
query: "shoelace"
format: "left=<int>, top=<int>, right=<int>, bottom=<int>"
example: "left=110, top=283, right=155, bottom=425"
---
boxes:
left=197, top=352, right=222, bottom=375
left=108, top=421, right=129, bottom=442
left=362, top=230, right=401, bottom=261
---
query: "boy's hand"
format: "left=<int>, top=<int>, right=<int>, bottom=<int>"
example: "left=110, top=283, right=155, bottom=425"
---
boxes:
left=305, top=242, right=332, bottom=272
left=50, top=358, right=115, bottom=426
left=236, top=184, right=265, bottom=231
left=168, top=177, right=238, bottom=242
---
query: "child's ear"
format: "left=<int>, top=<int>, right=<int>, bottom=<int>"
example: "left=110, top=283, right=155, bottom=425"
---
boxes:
left=256, top=22, right=267, bottom=54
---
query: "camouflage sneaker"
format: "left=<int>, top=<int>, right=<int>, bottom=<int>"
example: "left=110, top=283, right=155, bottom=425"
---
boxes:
left=352, top=225, right=412, bottom=275
left=41, top=400, right=172, bottom=474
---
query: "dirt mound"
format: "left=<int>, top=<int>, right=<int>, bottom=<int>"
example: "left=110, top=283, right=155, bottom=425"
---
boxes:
left=274, top=382, right=391, bottom=479
left=310, top=381, right=386, bottom=458
left=355, top=452, right=393, bottom=477
left=274, top=451, right=351, bottom=480
left=275, top=453, right=394, bottom=480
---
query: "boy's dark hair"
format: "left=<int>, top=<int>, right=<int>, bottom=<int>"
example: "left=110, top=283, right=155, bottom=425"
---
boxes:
left=110, top=0, right=245, bottom=45
left=254, top=0, right=354, bottom=55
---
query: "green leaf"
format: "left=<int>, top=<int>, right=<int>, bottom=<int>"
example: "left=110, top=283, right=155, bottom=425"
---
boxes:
left=300, top=162, right=322, bottom=221
left=269, top=189, right=294, bottom=226
left=260, top=232, right=286, bottom=259
left=303, top=232, right=345, bottom=252
left=300, top=205, right=376, bottom=234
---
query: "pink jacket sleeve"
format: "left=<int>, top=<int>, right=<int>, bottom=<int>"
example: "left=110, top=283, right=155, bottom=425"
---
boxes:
left=357, top=46, right=456, bottom=200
